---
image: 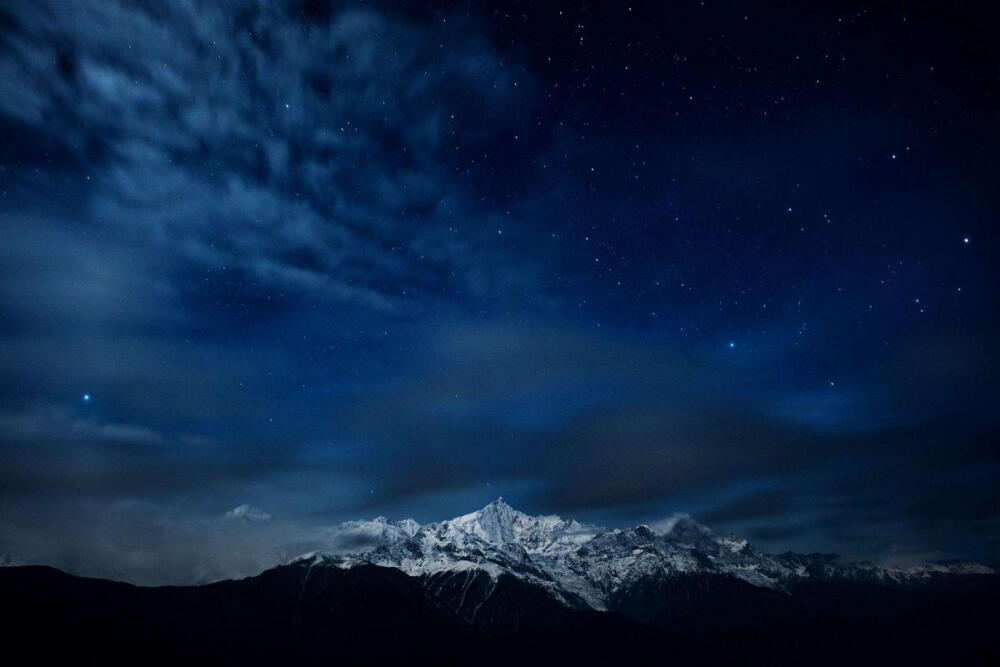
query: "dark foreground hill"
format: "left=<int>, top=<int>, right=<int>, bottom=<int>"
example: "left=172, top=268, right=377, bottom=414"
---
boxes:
left=0, top=563, right=702, bottom=665
left=2, top=562, right=998, bottom=666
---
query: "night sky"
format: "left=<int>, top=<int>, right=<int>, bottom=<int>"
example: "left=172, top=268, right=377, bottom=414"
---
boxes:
left=1, top=1, right=997, bottom=583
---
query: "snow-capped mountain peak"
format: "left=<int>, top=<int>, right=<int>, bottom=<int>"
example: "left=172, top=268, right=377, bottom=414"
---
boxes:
left=223, top=504, right=271, bottom=524
left=449, top=497, right=528, bottom=545
left=298, top=499, right=994, bottom=612
left=441, top=498, right=599, bottom=554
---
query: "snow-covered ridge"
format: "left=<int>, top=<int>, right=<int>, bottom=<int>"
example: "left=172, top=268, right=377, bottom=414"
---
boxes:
left=293, top=498, right=995, bottom=611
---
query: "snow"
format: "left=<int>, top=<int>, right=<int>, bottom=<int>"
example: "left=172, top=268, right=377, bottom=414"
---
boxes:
left=223, top=504, right=271, bottom=523
left=294, top=497, right=995, bottom=612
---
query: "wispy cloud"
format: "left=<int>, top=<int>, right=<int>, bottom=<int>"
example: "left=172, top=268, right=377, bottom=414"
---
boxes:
left=1, top=0, right=541, bottom=312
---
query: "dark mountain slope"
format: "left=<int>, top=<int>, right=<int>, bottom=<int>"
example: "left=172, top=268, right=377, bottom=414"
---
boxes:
left=421, top=568, right=688, bottom=658
left=606, top=572, right=1000, bottom=666
left=0, top=563, right=476, bottom=664
left=0, top=564, right=710, bottom=665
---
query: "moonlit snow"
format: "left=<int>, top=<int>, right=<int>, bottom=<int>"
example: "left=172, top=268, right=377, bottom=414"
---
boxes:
left=295, top=498, right=994, bottom=611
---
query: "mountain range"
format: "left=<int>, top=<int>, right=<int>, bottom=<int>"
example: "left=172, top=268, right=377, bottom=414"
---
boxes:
left=2, top=498, right=996, bottom=665
left=304, top=497, right=993, bottom=610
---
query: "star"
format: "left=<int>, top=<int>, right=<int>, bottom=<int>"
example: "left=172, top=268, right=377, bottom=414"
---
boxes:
left=963, top=237, right=970, bottom=244
left=82, top=393, right=91, bottom=402
left=728, top=341, right=736, bottom=349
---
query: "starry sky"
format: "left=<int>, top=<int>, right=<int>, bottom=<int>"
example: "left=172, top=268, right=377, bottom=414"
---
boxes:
left=1, top=1, right=997, bottom=582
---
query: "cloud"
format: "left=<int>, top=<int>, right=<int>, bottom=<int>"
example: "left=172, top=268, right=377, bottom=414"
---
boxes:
left=320, top=321, right=999, bottom=559
left=648, top=514, right=695, bottom=535
left=0, top=3, right=553, bottom=579
left=0, top=0, right=543, bottom=313
left=700, top=489, right=796, bottom=525
left=0, top=497, right=334, bottom=585
left=329, top=323, right=830, bottom=508
left=0, top=404, right=167, bottom=447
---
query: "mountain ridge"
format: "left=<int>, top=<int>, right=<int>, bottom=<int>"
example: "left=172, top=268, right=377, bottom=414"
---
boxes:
left=296, top=497, right=994, bottom=610
left=2, top=501, right=997, bottom=666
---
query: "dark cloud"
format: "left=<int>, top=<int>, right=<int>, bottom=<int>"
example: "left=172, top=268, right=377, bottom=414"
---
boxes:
left=747, top=524, right=812, bottom=543
left=0, top=495, right=342, bottom=585
left=701, top=489, right=796, bottom=525
left=322, top=323, right=998, bottom=559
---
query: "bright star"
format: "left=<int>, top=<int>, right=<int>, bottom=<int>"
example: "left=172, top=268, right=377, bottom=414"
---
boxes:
left=963, top=237, right=970, bottom=244
left=728, top=341, right=735, bottom=349
left=82, top=393, right=91, bottom=402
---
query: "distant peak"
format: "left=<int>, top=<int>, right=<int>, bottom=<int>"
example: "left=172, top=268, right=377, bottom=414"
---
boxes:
left=634, top=524, right=656, bottom=538
left=223, top=504, right=271, bottom=523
